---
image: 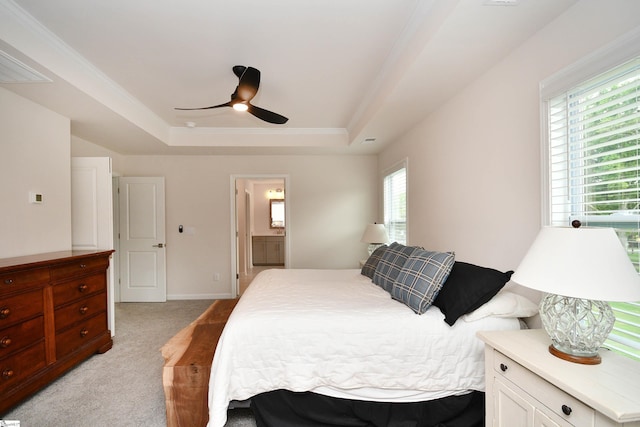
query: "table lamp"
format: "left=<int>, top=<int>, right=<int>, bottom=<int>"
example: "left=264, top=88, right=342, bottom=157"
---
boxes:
left=361, top=223, right=389, bottom=256
left=511, top=222, right=640, bottom=364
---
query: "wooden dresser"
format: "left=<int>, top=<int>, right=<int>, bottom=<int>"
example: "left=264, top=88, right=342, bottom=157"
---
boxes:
left=0, top=250, right=114, bottom=414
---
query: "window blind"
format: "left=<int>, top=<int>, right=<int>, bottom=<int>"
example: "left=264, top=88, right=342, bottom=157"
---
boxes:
left=546, top=56, right=640, bottom=361
left=383, top=164, right=407, bottom=245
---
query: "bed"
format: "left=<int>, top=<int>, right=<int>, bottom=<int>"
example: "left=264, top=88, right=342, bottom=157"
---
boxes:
left=207, top=244, right=538, bottom=427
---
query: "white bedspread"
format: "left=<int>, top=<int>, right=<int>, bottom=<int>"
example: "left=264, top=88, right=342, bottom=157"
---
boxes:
left=207, top=269, right=520, bottom=427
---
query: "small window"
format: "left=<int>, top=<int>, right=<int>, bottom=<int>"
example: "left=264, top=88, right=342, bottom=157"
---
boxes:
left=383, top=161, right=407, bottom=245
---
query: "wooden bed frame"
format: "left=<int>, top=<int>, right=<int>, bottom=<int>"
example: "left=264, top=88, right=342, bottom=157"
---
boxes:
left=161, top=299, right=238, bottom=427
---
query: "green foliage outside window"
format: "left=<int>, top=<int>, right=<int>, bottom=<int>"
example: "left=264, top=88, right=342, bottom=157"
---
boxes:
left=550, top=57, right=640, bottom=361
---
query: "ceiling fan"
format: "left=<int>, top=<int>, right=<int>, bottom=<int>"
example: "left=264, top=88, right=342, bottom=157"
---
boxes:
left=175, top=65, right=288, bottom=124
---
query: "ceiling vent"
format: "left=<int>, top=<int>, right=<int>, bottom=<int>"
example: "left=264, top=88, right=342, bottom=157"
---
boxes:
left=0, top=50, right=51, bottom=83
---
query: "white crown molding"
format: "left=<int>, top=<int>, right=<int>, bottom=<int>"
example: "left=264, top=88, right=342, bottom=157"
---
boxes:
left=346, top=0, right=455, bottom=142
left=0, top=0, right=170, bottom=143
left=169, top=127, right=348, bottom=147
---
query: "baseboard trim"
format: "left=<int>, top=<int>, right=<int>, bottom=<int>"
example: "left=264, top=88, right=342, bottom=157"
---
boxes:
left=167, top=293, right=234, bottom=300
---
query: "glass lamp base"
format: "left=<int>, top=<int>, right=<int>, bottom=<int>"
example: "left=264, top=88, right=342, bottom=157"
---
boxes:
left=539, top=294, right=615, bottom=365
left=367, top=244, right=383, bottom=256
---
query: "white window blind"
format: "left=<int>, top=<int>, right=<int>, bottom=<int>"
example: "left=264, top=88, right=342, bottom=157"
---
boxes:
left=546, top=56, right=640, bottom=361
left=383, top=163, right=407, bottom=245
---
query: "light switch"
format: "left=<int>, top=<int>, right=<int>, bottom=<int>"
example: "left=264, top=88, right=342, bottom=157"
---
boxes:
left=29, top=192, right=43, bottom=204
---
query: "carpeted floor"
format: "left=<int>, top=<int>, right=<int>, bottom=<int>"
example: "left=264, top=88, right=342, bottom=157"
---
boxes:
left=2, top=300, right=257, bottom=427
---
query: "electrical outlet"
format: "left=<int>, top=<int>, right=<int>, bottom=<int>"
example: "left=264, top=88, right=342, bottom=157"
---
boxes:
left=214, top=273, right=220, bottom=281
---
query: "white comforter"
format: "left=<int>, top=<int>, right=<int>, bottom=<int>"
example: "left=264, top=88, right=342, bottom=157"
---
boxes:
left=207, top=269, right=520, bottom=427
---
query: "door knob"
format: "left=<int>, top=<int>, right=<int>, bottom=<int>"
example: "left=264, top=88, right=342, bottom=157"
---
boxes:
left=152, top=243, right=165, bottom=248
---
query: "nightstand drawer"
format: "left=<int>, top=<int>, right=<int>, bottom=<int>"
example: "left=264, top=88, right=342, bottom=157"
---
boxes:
left=493, top=350, right=594, bottom=426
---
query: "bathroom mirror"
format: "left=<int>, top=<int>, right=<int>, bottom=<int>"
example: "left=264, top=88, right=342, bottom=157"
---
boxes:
left=270, top=199, right=285, bottom=228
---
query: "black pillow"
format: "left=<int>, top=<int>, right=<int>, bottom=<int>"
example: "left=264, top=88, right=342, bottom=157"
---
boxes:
left=432, top=261, right=513, bottom=326
left=361, top=245, right=388, bottom=279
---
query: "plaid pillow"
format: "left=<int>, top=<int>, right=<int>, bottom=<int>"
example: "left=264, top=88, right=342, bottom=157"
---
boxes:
left=361, top=245, right=388, bottom=279
left=372, top=242, right=419, bottom=292
left=391, top=249, right=455, bottom=315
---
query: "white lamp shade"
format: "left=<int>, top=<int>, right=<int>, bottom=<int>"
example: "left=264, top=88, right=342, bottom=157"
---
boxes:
left=361, top=223, right=389, bottom=244
left=511, top=226, right=640, bottom=302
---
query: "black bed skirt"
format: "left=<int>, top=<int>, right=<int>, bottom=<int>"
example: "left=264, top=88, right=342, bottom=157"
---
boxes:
left=250, top=389, right=485, bottom=427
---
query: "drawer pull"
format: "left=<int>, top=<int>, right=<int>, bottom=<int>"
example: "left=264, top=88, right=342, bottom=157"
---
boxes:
left=562, top=404, right=572, bottom=416
left=500, top=363, right=508, bottom=372
left=0, top=337, right=11, bottom=348
left=3, top=279, right=13, bottom=285
left=78, top=283, right=88, bottom=293
left=80, top=328, right=89, bottom=338
left=79, top=306, right=89, bottom=315
left=2, top=369, right=14, bottom=380
left=0, top=307, right=10, bottom=319
left=80, top=264, right=87, bottom=268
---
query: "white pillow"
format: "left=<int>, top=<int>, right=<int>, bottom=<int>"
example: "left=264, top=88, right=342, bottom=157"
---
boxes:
left=463, top=291, right=538, bottom=322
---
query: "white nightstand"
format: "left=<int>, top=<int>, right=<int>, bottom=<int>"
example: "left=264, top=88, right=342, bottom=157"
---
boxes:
left=478, top=329, right=640, bottom=427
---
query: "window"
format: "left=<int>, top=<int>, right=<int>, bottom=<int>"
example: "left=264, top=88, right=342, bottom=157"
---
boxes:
left=383, top=161, right=407, bottom=245
left=543, top=56, right=640, bottom=361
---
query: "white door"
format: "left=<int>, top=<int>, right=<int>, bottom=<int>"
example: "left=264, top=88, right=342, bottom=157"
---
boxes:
left=118, top=177, right=166, bottom=302
left=71, top=157, right=115, bottom=332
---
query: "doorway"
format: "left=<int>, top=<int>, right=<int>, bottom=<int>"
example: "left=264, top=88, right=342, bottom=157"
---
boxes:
left=231, top=175, right=290, bottom=297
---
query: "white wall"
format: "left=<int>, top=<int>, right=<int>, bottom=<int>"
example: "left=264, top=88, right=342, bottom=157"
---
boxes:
left=109, top=154, right=377, bottom=299
left=379, top=0, right=640, bottom=273
left=71, top=135, right=125, bottom=174
left=10, top=0, right=636, bottom=299
left=0, top=87, right=72, bottom=258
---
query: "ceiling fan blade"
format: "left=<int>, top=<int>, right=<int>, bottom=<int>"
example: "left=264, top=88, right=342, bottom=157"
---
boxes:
left=175, top=66, right=287, bottom=124
left=175, top=101, right=231, bottom=111
left=236, top=67, right=260, bottom=101
left=232, top=65, right=246, bottom=78
left=247, top=104, right=289, bottom=124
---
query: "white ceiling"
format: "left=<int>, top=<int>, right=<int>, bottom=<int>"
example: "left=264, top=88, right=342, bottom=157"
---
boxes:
left=0, top=0, right=577, bottom=155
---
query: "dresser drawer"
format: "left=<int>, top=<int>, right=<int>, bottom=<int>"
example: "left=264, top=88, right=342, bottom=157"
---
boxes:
left=0, top=289, right=44, bottom=328
left=0, top=341, right=47, bottom=389
left=493, top=350, right=594, bottom=426
left=55, top=292, right=107, bottom=332
left=0, top=267, right=49, bottom=296
left=52, top=273, right=106, bottom=307
left=56, top=312, right=108, bottom=359
left=0, top=316, right=44, bottom=360
left=50, top=256, right=109, bottom=281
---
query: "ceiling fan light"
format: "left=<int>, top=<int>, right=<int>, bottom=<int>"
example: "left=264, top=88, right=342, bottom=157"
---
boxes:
left=233, top=103, right=248, bottom=112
